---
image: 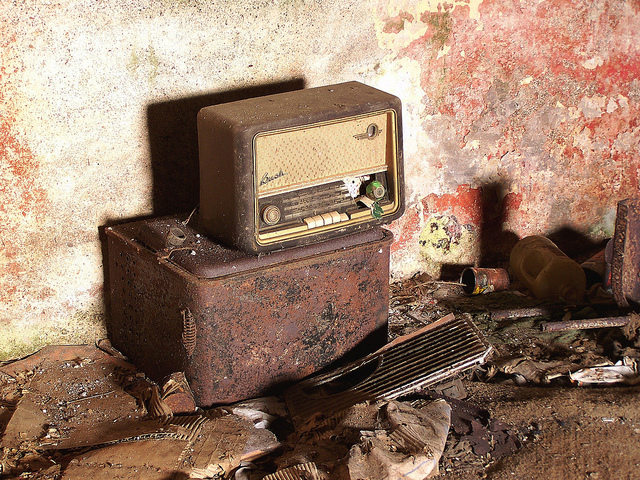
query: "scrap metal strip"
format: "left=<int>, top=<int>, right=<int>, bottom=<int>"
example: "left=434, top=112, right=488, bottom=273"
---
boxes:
left=263, top=462, right=321, bottom=480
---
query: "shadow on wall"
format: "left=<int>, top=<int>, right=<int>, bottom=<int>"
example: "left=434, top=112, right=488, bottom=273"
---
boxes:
left=146, top=78, right=306, bottom=217
left=438, top=181, right=519, bottom=281
left=100, top=78, right=306, bottom=336
left=439, top=181, right=607, bottom=281
left=547, top=227, right=609, bottom=264
left=477, top=182, right=520, bottom=268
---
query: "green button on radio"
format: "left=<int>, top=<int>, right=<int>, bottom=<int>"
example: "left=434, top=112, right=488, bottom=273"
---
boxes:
left=366, top=180, right=385, bottom=200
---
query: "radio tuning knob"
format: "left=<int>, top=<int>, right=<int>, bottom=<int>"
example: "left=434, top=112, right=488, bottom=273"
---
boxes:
left=367, top=123, right=379, bottom=138
left=366, top=180, right=386, bottom=200
left=261, top=205, right=281, bottom=226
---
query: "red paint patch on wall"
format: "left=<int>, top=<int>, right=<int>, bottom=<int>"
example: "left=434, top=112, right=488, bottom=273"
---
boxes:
left=0, top=93, right=47, bottom=219
left=388, top=204, right=420, bottom=255
left=0, top=32, right=48, bottom=217
left=422, top=185, right=483, bottom=226
left=597, top=55, right=640, bottom=94
left=0, top=33, right=49, bottom=306
left=414, top=0, right=640, bottom=136
left=502, top=192, right=523, bottom=221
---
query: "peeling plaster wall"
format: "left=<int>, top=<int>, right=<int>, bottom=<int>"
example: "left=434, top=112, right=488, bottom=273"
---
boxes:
left=1, top=0, right=640, bottom=358
left=380, top=0, right=640, bottom=279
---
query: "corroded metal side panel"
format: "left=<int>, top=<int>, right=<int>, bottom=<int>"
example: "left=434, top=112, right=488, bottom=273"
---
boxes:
left=107, top=234, right=193, bottom=385
left=611, top=198, right=640, bottom=311
left=106, top=215, right=391, bottom=407
left=187, top=243, right=390, bottom=405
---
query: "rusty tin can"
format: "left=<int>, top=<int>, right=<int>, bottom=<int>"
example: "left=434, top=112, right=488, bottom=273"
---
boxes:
left=105, top=214, right=391, bottom=407
left=460, top=267, right=510, bottom=295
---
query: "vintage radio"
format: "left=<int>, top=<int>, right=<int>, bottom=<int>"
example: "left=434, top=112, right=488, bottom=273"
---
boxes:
left=197, top=81, right=404, bottom=253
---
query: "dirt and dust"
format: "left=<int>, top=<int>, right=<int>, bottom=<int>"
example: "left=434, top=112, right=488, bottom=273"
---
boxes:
left=1, top=274, right=639, bottom=479
left=450, top=382, right=640, bottom=480
left=389, top=274, right=640, bottom=480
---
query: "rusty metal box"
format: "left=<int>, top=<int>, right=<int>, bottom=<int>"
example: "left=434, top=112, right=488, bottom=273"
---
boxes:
left=105, top=215, right=391, bottom=407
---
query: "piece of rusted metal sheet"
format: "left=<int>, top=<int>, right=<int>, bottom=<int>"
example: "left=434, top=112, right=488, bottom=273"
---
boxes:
left=0, top=345, right=147, bottom=450
left=284, top=313, right=492, bottom=426
left=490, top=305, right=572, bottom=321
left=262, top=463, right=321, bottom=480
left=541, top=316, right=631, bottom=332
left=460, top=267, right=510, bottom=295
left=161, top=372, right=197, bottom=415
left=612, top=198, right=640, bottom=311
left=60, top=413, right=279, bottom=479
left=106, top=214, right=391, bottom=407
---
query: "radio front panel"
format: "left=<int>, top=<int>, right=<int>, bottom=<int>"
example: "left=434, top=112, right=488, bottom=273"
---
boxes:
left=197, top=81, right=404, bottom=253
left=254, top=110, right=400, bottom=247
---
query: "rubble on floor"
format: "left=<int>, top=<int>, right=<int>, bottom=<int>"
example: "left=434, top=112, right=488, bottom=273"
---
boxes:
left=2, top=259, right=640, bottom=478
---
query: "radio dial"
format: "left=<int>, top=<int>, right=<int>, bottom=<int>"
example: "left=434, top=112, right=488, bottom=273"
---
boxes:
left=262, top=205, right=281, bottom=225
left=366, top=180, right=386, bottom=200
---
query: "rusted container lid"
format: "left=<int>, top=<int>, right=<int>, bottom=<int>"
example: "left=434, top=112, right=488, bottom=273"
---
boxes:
left=106, top=214, right=392, bottom=279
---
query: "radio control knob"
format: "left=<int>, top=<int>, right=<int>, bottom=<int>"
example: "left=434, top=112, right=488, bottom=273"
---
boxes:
left=261, top=205, right=281, bottom=225
left=366, top=180, right=386, bottom=200
left=367, top=123, right=379, bottom=138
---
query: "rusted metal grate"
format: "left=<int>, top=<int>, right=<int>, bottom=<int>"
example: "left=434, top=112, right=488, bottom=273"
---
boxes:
left=285, top=313, right=492, bottom=425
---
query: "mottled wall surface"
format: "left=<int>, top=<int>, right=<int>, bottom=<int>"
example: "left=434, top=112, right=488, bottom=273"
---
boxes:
left=380, top=0, right=640, bottom=279
left=1, top=0, right=639, bottom=358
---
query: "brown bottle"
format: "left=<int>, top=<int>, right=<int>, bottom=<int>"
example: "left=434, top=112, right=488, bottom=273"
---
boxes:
left=510, top=235, right=586, bottom=303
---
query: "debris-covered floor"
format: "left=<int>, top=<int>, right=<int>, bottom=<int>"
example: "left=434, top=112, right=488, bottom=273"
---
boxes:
left=2, top=275, right=640, bottom=479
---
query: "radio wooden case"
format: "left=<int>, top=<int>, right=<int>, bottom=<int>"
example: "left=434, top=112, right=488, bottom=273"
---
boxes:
left=197, top=81, right=404, bottom=253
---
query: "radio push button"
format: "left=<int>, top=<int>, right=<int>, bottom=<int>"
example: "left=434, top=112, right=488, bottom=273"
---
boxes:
left=321, top=213, right=334, bottom=224
left=304, top=215, right=321, bottom=229
left=303, top=211, right=348, bottom=229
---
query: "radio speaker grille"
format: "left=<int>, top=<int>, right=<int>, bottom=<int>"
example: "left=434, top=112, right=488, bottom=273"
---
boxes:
left=255, top=111, right=392, bottom=195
